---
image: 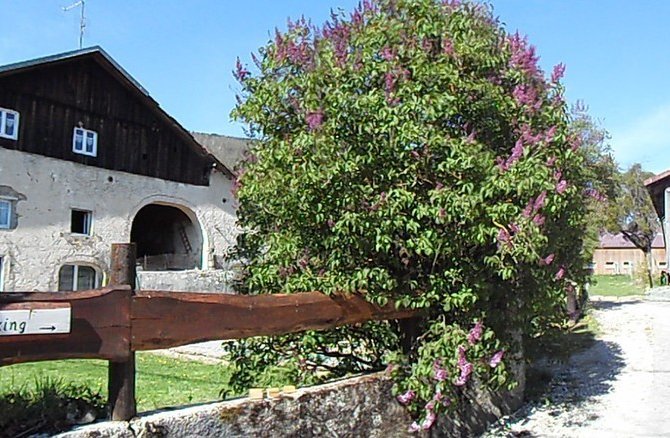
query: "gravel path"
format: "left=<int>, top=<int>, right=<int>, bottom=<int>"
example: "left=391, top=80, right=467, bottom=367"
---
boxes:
left=484, top=291, right=670, bottom=437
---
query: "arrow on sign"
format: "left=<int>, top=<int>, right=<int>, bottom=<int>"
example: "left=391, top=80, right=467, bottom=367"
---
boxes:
left=40, top=326, right=57, bottom=331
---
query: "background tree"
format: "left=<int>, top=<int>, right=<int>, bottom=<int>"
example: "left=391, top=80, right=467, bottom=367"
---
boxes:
left=227, top=0, right=595, bottom=430
left=605, top=164, right=659, bottom=287
left=569, top=103, right=618, bottom=261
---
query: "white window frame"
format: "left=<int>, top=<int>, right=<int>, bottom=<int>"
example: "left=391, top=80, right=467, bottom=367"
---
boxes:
left=0, top=256, right=5, bottom=292
left=72, top=127, right=98, bottom=157
left=0, top=107, right=19, bottom=140
left=0, top=199, right=11, bottom=229
left=59, top=264, right=100, bottom=291
left=70, top=209, right=92, bottom=235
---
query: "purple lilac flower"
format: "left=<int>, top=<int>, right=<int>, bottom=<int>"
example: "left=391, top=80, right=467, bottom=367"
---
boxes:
left=443, top=0, right=461, bottom=10
left=489, top=350, right=505, bottom=368
left=508, top=32, right=541, bottom=79
left=408, top=422, right=421, bottom=433
left=496, top=156, right=508, bottom=172
left=540, top=253, right=555, bottom=266
left=435, top=182, right=444, bottom=190
left=522, top=199, right=534, bottom=218
left=234, top=58, right=250, bottom=82
left=381, top=46, right=395, bottom=61
left=457, top=345, right=467, bottom=367
left=467, top=321, right=484, bottom=345
left=532, top=214, right=545, bottom=226
left=509, top=223, right=521, bottom=234
left=497, top=228, right=511, bottom=244
left=519, top=124, right=543, bottom=146
left=545, top=126, right=557, bottom=142
left=442, top=37, right=454, bottom=56
left=454, top=362, right=473, bottom=386
left=533, top=191, right=547, bottom=211
left=555, top=266, right=566, bottom=281
left=421, top=411, right=437, bottom=430
left=505, top=139, right=524, bottom=168
left=546, top=156, right=557, bottom=167
left=323, top=20, right=351, bottom=67
left=435, top=367, right=448, bottom=382
left=306, top=109, right=324, bottom=131
left=556, top=180, right=568, bottom=194
left=584, top=188, right=606, bottom=202
left=551, top=63, right=566, bottom=82
left=553, top=170, right=563, bottom=182
left=397, top=389, right=415, bottom=405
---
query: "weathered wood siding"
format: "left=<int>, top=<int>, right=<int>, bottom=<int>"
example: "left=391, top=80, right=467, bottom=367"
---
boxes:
left=0, top=56, right=211, bottom=185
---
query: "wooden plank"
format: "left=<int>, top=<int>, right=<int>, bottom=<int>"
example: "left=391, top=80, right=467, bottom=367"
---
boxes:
left=131, top=291, right=417, bottom=351
left=0, top=287, right=131, bottom=365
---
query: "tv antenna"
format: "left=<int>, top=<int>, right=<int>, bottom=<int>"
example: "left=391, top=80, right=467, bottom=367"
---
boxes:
left=63, top=0, right=86, bottom=49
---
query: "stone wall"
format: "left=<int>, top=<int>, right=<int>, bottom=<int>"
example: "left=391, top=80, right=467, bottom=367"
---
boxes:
left=137, top=269, right=236, bottom=293
left=58, top=364, right=524, bottom=438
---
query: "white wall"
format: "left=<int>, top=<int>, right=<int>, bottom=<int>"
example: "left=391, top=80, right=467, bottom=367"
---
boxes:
left=0, top=148, right=239, bottom=291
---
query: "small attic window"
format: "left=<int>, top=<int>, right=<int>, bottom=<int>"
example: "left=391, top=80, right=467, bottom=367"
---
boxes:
left=0, top=108, right=19, bottom=140
left=73, top=127, right=97, bottom=157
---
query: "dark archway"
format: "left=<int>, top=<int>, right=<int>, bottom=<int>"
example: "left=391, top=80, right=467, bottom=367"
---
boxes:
left=130, top=204, right=203, bottom=271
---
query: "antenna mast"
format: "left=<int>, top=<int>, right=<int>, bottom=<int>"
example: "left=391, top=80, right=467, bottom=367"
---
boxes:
left=63, top=0, right=86, bottom=49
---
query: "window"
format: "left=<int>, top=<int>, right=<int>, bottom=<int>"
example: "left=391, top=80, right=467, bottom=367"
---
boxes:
left=0, top=200, right=10, bottom=229
left=70, top=209, right=92, bottom=235
left=0, top=256, right=4, bottom=291
left=58, top=264, right=99, bottom=291
left=72, top=127, right=97, bottom=157
left=0, top=108, right=19, bottom=140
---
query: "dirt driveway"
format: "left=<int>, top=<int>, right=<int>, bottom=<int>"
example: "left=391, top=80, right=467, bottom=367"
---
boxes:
left=485, top=293, right=670, bottom=437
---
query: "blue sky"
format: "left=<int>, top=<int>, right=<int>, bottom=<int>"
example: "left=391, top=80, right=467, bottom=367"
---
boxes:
left=2, top=1, right=669, bottom=173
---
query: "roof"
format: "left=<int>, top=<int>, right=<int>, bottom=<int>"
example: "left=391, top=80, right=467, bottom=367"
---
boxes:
left=0, top=46, right=234, bottom=178
left=598, top=232, right=665, bottom=249
left=191, top=132, right=254, bottom=171
left=644, top=169, right=670, bottom=219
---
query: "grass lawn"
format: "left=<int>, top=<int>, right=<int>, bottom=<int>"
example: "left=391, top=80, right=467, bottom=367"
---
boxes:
left=0, top=352, right=234, bottom=412
left=589, top=274, right=646, bottom=297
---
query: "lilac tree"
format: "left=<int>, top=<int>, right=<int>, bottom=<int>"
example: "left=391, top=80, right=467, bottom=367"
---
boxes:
left=228, top=0, right=592, bottom=430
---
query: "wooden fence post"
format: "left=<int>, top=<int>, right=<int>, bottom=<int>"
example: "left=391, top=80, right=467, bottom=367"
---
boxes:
left=108, top=243, right=136, bottom=421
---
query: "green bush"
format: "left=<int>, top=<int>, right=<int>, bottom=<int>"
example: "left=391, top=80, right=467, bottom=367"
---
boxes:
left=0, top=377, right=106, bottom=437
left=229, top=0, right=593, bottom=430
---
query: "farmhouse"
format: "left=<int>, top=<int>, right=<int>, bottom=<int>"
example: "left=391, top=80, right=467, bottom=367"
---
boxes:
left=592, top=232, right=666, bottom=275
left=0, top=46, right=246, bottom=292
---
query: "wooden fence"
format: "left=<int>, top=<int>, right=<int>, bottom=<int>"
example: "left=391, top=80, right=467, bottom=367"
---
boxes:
left=0, top=244, right=416, bottom=420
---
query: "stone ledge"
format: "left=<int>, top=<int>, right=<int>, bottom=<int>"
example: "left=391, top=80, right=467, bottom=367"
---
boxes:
left=57, top=365, right=523, bottom=438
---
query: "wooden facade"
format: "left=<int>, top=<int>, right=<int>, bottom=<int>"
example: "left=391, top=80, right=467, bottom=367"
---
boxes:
left=0, top=48, right=227, bottom=185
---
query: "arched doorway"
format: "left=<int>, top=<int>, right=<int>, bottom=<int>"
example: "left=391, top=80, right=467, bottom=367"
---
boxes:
left=130, top=203, right=203, bottom=271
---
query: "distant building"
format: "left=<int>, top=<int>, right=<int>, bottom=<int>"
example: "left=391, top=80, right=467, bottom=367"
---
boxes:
left=592, top=232, right=666, bottom=275
left=645, top=170, right=670, bottom=273
left=0, top=47, right=246, bottom=292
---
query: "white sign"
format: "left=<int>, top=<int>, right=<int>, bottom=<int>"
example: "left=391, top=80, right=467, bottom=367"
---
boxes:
left=0, top=306, right=71, bottom=335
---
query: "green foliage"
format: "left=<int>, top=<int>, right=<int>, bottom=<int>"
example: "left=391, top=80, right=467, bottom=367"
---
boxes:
left=222, top=322, right=399, bottom=395
left=228, top=0, right=594, bottom=430
left=0, top=377, right=105, bottom=437
left=602, top=164, right=659, bottom=287
left=569, top=103, right=618, bottom=261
